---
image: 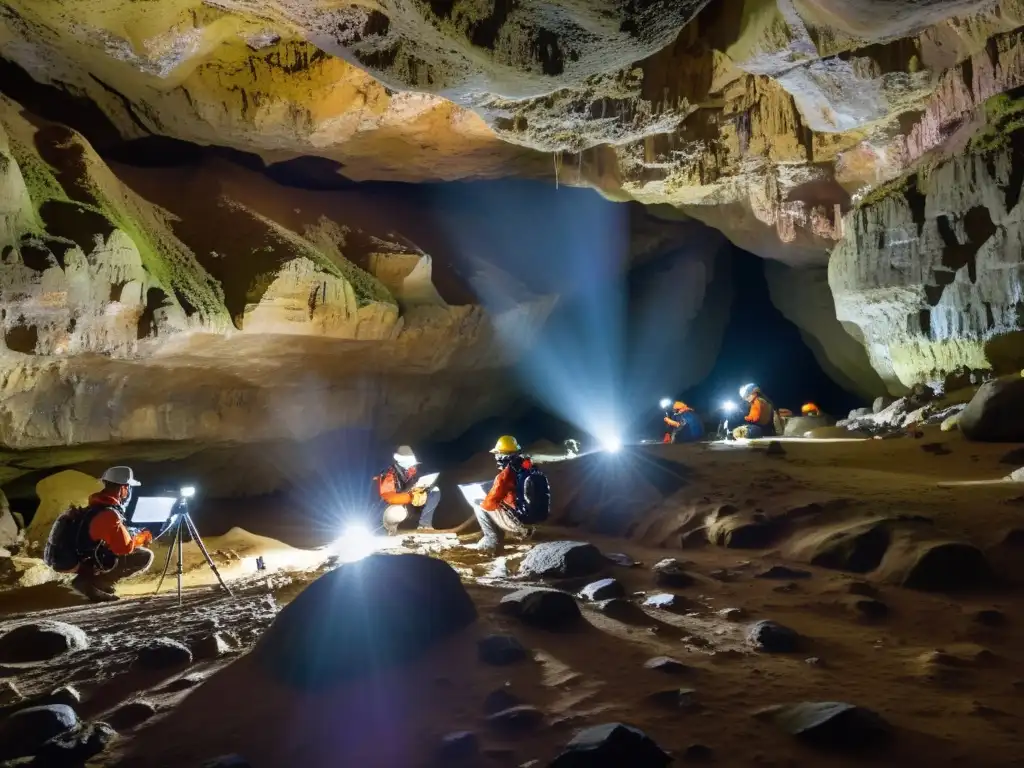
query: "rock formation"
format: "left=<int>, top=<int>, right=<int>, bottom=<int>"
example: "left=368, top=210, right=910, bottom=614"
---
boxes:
left=0, top=0, right=1024, bottom=435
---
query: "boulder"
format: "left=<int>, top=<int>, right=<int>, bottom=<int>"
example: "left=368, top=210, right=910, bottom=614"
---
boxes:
left=707, top=514, right=779, bottom=549
left=0, top=681, right=22, bottom=707
left=848, top=407, right=872, bottom=419
left=872, top=396, right=894, bottom=414
left=645, top=688, right=698, bottom=709
left=549, top=723, right=671, bottom=767
left=135, top=638, right=193, bottom=670
left=579, top=578, right=625, bottom=601
left=783, top=415, right=835, bottom=437
left=192, top=633, right=233, bottom=660
left=518, top=542, right=606, bottom=579
left=902, top=542, right=991, bottom=591
left=747, top=620, right=802, bottom=653
left=852, top=599, right=889, bottom=620
left=757, top=701, right=891, bottom=751
left=0, top=621, right=88, bottom=664
left=593, top=598, right=647, bottom=622
left=499, top=588, right=581, bottom=630
left=604, top=553, right=640, bottom=568
left=959, top=378, right=1024, bottom=442
left=651, top=558, right=694, bottom=587
left=477, top=634, right=529, bottom=666
left=34, top=722, right=117, bottom=766
left=253, top=554, right=476, bottom=687
left=805, top=520, right=892, bottom=574
left=0, top=705, right=78, bottom=759
left=643, top=656, right=691, bottom=674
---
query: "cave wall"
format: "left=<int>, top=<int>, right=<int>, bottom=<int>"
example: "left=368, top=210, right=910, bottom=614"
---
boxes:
left=764, top=261, right=889, bottom=400
left=829, top=108, right=1024, bottom=390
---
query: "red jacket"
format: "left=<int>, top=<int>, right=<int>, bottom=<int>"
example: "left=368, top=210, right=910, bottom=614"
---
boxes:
left=481, top=458, right=532, bottom=512
left=86, top=491, right=150, bottom=556
left=378, top=465, right=417, bottom=506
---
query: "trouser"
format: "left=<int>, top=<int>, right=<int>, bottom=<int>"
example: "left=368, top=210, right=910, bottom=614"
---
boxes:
left=382, top=488, right=442, bottom=534
left=474, top=504, right=528, bottom=544
left=78, top=548, right=154, bottom=589
left=734, top=423, right=774, bottom=439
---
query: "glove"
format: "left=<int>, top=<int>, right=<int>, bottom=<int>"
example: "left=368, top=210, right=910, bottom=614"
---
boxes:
left=411, top=488, right=428, bottom=507
left=134, top=529, right=153, bottom=546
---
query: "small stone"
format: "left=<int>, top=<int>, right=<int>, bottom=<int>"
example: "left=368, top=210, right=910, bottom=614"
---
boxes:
left=0, top=621, right=88, bottom=664
left=192, top=633, right=233, bottom=660
left=108, top=700, right=158, bottom=730
left=973, top=609, right=1007, bottom=627
left=805, top=657, right=823, bottom=667
left=747, top=620, right=802, bottom=653
left=683, top=743, right=714, bottom=762
left=483, top=688, right=523, bottom=715
left=593, top=599, right=645, bottom=621
left=549, top=723, right=671, bottom=768
left=853, top=599, right=889, bottom=620
left=579, top=578, right=625, bottom=601
left=499, top=588, right=581, bottom=630
left=486, top=705, right=544, bottom=732
left=645, top=688, right=698, bottom=709
left=477, top=634, right=528, bottom=665
left=643, top=593, right=685, bottom=610
left=717, top=607, right=746, bottom=621
left=437, top=731, right=479, bottom=761
left=643, top=656, right=691, bottom=674
left=756, top=565, right=811, bottom=580
left=652, top=559, right=694, bottom=588
left=200, top=756, right=251, bottom=768
left=0, top=704, right=78, bottom=759
left=135, top=638, right=193, bottom=670
left=34, top=722, right=117, bottom=766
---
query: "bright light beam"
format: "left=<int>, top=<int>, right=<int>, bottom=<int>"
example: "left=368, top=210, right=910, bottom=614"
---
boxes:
left=332, top=522, right=383, bottom=563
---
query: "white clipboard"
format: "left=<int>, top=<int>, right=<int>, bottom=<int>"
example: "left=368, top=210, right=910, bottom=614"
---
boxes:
left=458, top=482, right=488, bottom=505
left=411, top=472, right=439, bottom=490
left=130, top=496, right=179, bottom=524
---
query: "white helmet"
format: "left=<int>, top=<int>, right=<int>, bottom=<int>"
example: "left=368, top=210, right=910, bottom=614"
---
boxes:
left=393, top=446, right=418, bottom=469
left=100, top=466, right=141, bottom=487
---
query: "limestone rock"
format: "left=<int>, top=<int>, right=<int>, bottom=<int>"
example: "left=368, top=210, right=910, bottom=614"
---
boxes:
left=499, top=588, right=581, bottom=630
left=549, top=723, right=671, bottom=767
left=902, top=542, right=991, bottom=591
left=0, top=705, right=78, bottom=759
left=757, top=701, right=891, bottom=751
left=135, top=638, right=193, bottom=670
left=254, top=554, right=476, bottom=687
left=651, top=558, right=694, bottom=588
left=747, top=620, right=802, bottom=653
left=0, top=621, right=88, bottom=664
left=579, top=578, right=625, bottom=602
left=518, top=542, right=606, bottom=579
left=960, top=378, right=1024, bottom=442
left=34, top=721, right=117, bottom=766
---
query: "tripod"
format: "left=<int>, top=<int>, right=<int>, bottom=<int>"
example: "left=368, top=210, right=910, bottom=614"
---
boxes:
left=152, top=498, right=233, bottom=605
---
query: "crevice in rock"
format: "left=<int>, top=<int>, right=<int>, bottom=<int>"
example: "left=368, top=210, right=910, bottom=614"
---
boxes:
left=903, top=177, right=927, bottom=237
left=918, top=308, right=932, bottom=339
left=88, top=75, right=151, bottom=136
left=39, top=200, right=116, bottom=254
left=1001, top=130, right=1024, bottom=212
left=18, top=241, right=57, bottom=272
left=936, top=206, right=995, bottom=285
left=532, top=29, right=564, bottom=76
left=137, top=287, right=170, bottom=339
left=428, top=0, right=455, bottom=19
left=4, top=323, right=38, bottom=354
left=469, top=0, right=516, bottom=50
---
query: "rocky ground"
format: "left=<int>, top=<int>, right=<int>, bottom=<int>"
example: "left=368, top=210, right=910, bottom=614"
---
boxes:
left=1, top=422, right=1024, bottom=767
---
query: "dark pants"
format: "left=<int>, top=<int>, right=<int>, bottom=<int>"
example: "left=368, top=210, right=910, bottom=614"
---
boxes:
left=79, top=548, right=154, bottom=589
left=744, top=424, right=776, bottom=439
left=474, top=504, right=528, bottom=545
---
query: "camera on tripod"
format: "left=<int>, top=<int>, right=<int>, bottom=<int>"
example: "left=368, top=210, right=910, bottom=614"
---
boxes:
left=127, top=484, right=232, bottom=605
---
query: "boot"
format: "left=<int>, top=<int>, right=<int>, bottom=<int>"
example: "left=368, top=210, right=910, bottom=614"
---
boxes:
left=71, top=576, right=119, bottom=603
left=468, top=537, right=503, bottom=555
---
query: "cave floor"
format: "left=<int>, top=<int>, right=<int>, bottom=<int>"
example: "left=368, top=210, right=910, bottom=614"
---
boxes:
left=3, top=426, right=1024, bottom=767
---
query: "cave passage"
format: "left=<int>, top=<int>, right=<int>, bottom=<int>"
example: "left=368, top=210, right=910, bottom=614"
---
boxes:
left=680, top=247, right=861, bottom=420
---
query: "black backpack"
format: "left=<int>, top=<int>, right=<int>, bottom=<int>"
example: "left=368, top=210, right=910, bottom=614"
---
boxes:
left=514, top=466, right=551, bottom=524
left=43, top=504, right=111, bottom=572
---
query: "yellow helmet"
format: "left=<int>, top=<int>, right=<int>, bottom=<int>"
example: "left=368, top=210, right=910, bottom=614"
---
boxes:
left=490, top=435, right=521, bottom=454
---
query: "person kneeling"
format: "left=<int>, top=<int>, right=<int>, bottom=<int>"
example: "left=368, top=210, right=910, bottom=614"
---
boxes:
left=44, top=466, right=154, bottom=603
left=470, top=435, right=551, bottom=555
left=377, top=445, right=441, bottom=535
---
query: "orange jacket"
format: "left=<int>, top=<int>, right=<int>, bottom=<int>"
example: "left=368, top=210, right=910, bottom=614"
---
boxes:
left=378, top=465, right=417, bottom=506
left=481, top=458, right=532, bottom=512
left=86, top=492, right=150, bottom=556
left=664, top=405, right=692, bottom=428
left=745, top=395, right=773, bottom=426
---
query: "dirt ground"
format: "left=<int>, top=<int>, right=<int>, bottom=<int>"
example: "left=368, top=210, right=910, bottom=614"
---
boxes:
left=2, top=426, right=1024, bottom=767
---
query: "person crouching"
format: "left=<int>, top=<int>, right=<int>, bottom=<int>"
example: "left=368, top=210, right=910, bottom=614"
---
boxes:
left=470, top=435, right=550, bottom=555
left=44, top=466, right=154, bottom=603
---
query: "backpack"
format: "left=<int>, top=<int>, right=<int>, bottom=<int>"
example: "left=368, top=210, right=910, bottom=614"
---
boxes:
left=42, top=504, right=111, bottom=572
left=514, top=466, right=551, bottom=524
